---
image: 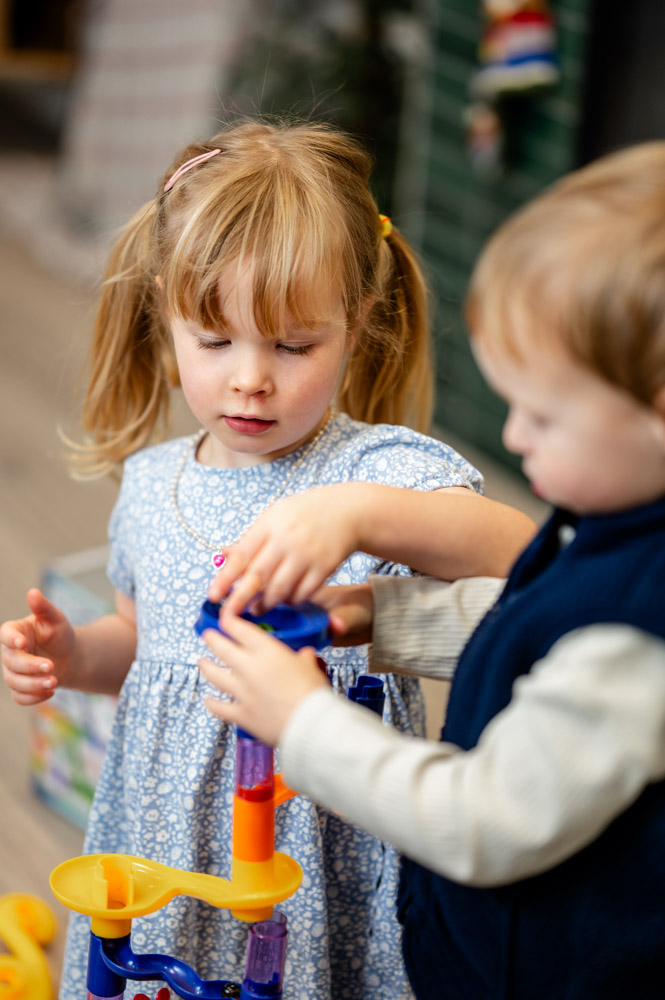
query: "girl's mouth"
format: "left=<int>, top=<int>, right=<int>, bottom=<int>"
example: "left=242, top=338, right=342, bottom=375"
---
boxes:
left=224, top=415, right=276, bottom=435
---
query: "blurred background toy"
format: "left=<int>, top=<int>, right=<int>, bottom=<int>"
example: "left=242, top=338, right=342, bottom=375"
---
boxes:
left=0, top=892, right=57, bottom=1000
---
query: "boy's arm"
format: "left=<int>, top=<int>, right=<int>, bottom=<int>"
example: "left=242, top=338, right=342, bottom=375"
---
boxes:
left=369, top=574, right=504, bottom=679
left=316, top=574, right=503, bottom=675
left=278, top=625, right=665, bottom=887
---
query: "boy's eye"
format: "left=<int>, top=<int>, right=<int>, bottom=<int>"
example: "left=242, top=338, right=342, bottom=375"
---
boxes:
left=277, top=342, right=313, bottom=356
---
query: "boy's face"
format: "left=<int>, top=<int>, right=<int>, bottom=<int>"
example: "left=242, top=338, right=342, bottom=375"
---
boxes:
left=473, top=333, right=665, bottom=515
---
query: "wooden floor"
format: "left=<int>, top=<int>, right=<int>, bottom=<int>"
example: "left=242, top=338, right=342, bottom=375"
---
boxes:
left=0, top=228, right=545, bottom=995
left=0, top=236, right=111, bottom=988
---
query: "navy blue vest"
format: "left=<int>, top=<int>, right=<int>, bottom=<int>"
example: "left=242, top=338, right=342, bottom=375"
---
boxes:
left=399, top=496, right=665, bottom=1000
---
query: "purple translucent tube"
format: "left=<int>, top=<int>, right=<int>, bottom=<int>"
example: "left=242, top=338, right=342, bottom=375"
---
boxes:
left=86, top=993, right=124, bottom=999
left=235, top=730, right=274, bottom=799
left=241, top=911, right=287, bottom=999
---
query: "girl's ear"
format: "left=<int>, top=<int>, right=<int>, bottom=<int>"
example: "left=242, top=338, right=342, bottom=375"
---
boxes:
left=347, top=296, right=375, bottom=351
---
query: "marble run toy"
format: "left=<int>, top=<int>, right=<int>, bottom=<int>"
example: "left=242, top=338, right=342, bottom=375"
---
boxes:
left=0, top=892, right=57, bottom=1000
left=49, top=600, right=331, bottom=1000
left=50, top=598, right=385, bottom=998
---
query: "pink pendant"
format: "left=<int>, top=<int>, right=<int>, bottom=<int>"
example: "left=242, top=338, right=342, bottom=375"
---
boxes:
left=212, top=553, right=226, bottom=569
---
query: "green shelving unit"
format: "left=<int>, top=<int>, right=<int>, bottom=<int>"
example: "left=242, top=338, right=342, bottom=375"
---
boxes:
left=400, top=0, right=594, bottom=469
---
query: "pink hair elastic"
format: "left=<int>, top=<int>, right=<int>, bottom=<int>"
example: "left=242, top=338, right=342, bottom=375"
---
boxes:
left=163, top=148, right=222, bottom=192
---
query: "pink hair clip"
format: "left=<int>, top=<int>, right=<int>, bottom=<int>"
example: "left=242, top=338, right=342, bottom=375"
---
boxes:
left=163, top=149, right=222, bottom=192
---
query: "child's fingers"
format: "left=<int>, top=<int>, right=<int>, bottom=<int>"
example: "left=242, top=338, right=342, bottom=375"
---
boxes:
left=25, top=588, right=63, bottom=626
left=292, top=567, right=330, bottom=606
left=218, top=607, right=284, bottom=653
left=258, top=561, right=312, bottom=611
left=208, top=531, right=272, bottom=602
left=200, top=628, right=241, bottom=670
left=198, top=655, right=236, bottom=695
left=223, top=569, right=267, bottom=615
left=8, top=688, right=55, bottom=708
left=2, top=646, right=51, bottom=676
left=0, top=621, right=30, bottom=652
left=204, top=694, right=244, bottom=728
left=2, top=660, right=57, bottom=697
left=208, top=547, right=248, bottom=601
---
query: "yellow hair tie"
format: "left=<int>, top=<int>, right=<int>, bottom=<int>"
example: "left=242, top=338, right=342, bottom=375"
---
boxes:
left=379, top=214, right=393, bottom=238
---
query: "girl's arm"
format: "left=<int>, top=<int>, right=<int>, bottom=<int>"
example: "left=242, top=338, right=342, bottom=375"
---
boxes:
left=200, top=617, right=665, bottom=887
left=1, top=587, right=137, bottom=705
left=209, top=483, right=536, bottom=613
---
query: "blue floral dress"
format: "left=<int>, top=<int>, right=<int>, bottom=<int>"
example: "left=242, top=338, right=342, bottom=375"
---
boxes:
left=59, top=413, right=482, bottom=1000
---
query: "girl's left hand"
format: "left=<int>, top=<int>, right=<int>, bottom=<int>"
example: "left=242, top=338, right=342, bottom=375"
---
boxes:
left=198, top=608, right=329, bottom=745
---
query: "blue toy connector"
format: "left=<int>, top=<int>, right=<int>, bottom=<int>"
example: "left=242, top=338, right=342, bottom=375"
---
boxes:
left=347, top=675, right=385, bottom=717
left=194, top=599, right=330, bottom=652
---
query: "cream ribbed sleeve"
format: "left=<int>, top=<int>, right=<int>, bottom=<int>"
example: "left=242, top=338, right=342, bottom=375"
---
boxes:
left=279, top=576, right=665, bottom=886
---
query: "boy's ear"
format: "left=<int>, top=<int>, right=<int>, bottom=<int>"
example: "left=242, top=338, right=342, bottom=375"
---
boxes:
left=653, top=384, right=665, bottom=418
left=651, top=384, right=665, bottom=450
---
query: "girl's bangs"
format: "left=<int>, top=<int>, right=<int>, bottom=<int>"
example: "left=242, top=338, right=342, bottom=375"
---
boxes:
left=162, top=178, right=348, bottom=336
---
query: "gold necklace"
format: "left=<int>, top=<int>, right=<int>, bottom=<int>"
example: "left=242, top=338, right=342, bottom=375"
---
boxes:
left=170, top=408, right=337, bottom=567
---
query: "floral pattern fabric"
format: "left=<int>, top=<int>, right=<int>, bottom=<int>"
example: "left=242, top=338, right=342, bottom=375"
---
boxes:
left=58, top=412, right=482, bottom=1000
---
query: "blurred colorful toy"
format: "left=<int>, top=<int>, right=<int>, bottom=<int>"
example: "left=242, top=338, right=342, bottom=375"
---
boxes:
left=0, top=892, right=57, bottom=1000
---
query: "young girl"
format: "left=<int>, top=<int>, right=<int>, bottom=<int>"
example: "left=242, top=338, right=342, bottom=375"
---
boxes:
left=0, top=120, right=534, bottom=1000
left=198, top=141, right=665, bottom=999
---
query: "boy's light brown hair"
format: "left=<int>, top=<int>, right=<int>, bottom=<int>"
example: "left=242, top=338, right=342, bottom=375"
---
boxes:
left=466, top=142, right=665, bottom=407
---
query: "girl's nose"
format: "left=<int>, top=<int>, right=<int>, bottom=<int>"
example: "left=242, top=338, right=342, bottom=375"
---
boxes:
left=231, top=352, right=272, bottom=396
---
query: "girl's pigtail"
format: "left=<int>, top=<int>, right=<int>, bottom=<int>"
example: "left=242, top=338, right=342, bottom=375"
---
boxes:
left=68, top=200, right=175, bottom=478
left=341, top=226, right=433, bottom=432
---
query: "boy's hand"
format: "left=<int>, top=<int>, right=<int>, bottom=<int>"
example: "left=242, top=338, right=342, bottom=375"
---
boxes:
left=0, top=589, right=76, bottom=706
left=208, top=487, right=362, bottom=614
left=314, top=583, right=374, bottom=646
left=198, top=609, right=329, bottom=746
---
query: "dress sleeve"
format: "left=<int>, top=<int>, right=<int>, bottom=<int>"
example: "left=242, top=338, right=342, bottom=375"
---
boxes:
left=280, top=625, right=665, bottom=887
left=347, top=425, right=485, bottom=494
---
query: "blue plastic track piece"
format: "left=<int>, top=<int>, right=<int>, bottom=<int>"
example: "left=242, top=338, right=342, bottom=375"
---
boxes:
left=347, top=675, right=385, bottom=717
left=96, top=934, right=242, bottom=999
left=194, top=599, right=330, bottom=651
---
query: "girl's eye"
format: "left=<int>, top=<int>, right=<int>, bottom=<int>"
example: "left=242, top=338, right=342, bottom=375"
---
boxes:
left=197, top=338, right=229, bottom=350
left=277, top=343, right=313, bottom=356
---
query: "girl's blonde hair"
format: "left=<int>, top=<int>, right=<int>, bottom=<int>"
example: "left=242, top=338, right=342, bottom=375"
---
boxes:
left=466, top=141, right=665, bottom=406
left=73, top=119, right=432, bottom=478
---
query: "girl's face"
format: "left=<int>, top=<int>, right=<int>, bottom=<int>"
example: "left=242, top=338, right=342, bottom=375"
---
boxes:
left=472, top=331, right=665, bottom=515
left=170, top=262, right=353, bottom=468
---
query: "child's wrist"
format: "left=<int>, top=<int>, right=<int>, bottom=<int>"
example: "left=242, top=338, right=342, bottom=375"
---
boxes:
left=346, top=482, right=377, bottom=553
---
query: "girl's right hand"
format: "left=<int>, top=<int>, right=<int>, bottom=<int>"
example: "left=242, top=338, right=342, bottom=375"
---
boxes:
left=0, top=589, right=76, bottom=706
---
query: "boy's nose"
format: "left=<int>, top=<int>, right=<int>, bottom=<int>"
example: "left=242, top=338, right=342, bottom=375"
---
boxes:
left=502, top=409, right=527, bottom=455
